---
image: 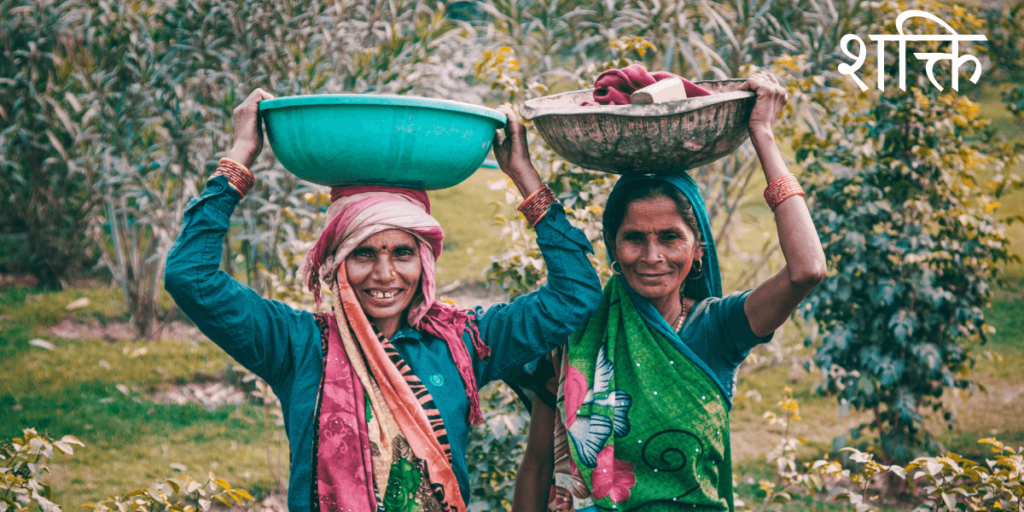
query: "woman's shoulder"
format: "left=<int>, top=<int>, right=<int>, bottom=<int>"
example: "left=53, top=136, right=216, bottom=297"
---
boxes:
left=688, top=290, right=754, bottom=324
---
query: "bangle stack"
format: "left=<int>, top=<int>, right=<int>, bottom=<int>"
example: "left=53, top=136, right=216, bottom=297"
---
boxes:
left=517, top=185, right=558, bottom=228
left=213, top=158, right=255, bottom=198
left=764, top=174, right=805, bottom=212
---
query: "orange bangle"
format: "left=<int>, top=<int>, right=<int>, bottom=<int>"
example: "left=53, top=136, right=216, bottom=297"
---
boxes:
left=764, top=174, right=804, bottom=212
left=517, top=185, right=558, bottom=228
left=213, top=158, right=255, bottom=198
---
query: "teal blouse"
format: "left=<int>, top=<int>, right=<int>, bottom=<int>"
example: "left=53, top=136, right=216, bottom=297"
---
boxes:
left=164, top=175, right=603, bottom=511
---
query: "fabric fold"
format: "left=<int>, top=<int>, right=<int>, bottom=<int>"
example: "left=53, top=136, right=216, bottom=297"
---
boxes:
left=581, top=64, right=713, bottom=106
left=551, top=276, right=733, bottom=511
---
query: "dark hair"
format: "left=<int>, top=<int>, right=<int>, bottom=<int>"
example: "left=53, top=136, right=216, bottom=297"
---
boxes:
left=603, top=180, right=705, bottom=258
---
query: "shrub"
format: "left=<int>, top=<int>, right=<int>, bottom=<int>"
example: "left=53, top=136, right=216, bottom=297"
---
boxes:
left=739, top=392, right=1024, bottom=512
left=0, top=0, right=99, bottom=288
left=1, top=428, right=82, bottom=512
left=1, top=428, right=254, bottom=512
left=797, top=4, right=1023, bottom=462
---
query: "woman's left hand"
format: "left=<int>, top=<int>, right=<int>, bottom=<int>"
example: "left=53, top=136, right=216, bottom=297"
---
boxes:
left=493, top=105, right=542, bottom=198
left=739, top=72, right=788, bottom=137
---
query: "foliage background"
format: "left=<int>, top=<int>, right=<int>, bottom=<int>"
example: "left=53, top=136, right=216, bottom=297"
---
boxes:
left=1, top=0, right=1023, bottom=510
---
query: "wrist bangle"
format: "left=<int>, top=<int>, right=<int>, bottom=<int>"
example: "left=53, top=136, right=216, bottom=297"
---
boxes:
left=213, top=158, right=255, bottom=198
left=517, top=185, right=558, bottom=228
left=763, top=174, right=804, bottom=212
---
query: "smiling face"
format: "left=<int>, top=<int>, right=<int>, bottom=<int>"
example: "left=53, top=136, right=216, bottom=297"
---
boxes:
left=613, top=196, right=703, bottom=308
left=345, top=229, right=423, bottom=337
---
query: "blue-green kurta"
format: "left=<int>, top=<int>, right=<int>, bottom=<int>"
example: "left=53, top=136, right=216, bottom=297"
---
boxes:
left=164, top=175, right=603, bottom=512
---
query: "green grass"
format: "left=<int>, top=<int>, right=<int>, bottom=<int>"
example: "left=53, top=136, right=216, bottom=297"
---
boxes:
left=975, top=84, right=1024, bottom=281
left=984, top=292, right=1024, bottom=357
left=3, top=386, right=287, bottom=506
left=0, top=286, right=286, bottom=508
left=429, top=168, right=517, bottom=286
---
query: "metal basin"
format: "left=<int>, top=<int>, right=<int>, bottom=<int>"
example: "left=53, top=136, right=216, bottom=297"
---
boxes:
left=519, top=79, right=755, bottom=175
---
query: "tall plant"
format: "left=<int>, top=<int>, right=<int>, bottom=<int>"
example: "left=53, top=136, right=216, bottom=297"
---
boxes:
left=0, top=0, right=98, bottom=288
left=40, top=0, right=484, bottom=336
left=985, top=0, right=1024, bottom=121
left=796, top=3, right=1023, bottom=462
left=74, top=1, right=223, bottom=337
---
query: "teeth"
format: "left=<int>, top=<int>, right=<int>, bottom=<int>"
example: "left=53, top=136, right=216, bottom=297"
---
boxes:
left=370, top=290, right=397, bottom=299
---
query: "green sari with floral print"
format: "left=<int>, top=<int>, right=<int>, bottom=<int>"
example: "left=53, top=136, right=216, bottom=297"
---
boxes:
left=534, top=172, right=770, bottom=512
left=550, top=275, right=734, bottom=512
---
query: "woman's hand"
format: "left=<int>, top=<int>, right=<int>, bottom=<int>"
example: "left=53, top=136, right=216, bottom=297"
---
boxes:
left=493, top=105, right=542, bottom=198
left=739, top=72, right=788, bottom=139
left=226, top=88, right=275, bottom=169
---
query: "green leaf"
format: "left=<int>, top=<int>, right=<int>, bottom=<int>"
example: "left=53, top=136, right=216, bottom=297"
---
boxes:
left=941, top=492, right=957, bottom=510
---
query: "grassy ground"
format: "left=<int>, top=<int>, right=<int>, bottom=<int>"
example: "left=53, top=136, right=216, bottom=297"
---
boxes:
left=975, top=84, right=1024, bottom=283
left=0, top=286, right=290, bottom=506
left=429, top=168, right=516, bottom=285
left=2, top=88, right=1022, bottom=511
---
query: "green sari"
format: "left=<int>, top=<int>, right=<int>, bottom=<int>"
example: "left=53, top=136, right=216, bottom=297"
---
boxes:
left=551, top=276, right=733, bottom=511
left=539, top=174, right=763, bottom=512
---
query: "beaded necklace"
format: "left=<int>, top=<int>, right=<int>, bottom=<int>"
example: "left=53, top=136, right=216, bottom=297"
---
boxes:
left=672, top=296, right=691, bottom=333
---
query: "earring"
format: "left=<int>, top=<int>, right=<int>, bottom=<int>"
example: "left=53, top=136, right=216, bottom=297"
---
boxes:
left=611, top=261, right=623, bottom=275
left=688, top=258, right=703, bottom=280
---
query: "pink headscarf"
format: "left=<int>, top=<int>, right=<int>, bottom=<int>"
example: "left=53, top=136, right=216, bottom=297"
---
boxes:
left=303, top=185, right=489, bottom=424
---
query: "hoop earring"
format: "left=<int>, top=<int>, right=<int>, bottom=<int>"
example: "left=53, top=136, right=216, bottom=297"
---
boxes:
left=611, top=261, right=623, bottom=275
left=688, top=258, right=703, bottom=280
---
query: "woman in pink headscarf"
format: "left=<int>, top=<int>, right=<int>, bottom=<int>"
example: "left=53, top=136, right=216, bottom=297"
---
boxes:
left=165, top=89, right=603, bottom=512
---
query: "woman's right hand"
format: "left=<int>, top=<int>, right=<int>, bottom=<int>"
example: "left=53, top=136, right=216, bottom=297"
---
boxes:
left=493, top=105, right=542, bottom=198
left=226, top=88, right=275, bottom=169
left=739, top=72, right=787, bottom=141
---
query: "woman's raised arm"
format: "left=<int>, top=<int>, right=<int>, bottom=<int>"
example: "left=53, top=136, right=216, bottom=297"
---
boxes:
left=472, top=106, right=604, bottom=384
left=164, top=89, right=320, bottom=388
left=740, top=73, right=827, bottom=338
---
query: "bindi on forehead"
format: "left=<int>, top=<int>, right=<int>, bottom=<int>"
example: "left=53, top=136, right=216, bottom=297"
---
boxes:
left=355, top=243, right=418, bottom=252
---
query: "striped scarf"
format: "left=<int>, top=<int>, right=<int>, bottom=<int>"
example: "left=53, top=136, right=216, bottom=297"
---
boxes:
left=308, top=186, right=484, bottom=512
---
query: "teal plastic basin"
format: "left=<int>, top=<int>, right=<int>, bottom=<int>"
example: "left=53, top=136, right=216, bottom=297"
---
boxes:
left=259, top=95, right=507, bottom=190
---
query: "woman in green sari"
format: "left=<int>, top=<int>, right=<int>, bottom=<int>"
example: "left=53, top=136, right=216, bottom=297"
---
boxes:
left=509, top=72, right=826, bottom=512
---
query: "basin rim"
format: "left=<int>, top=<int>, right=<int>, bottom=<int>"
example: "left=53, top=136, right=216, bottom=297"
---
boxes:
left=259, top=94, right=508, bottom=127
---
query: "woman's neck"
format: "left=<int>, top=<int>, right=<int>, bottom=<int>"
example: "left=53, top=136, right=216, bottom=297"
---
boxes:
left=649, top=293, right=683, bottom=326
left=373, top=316, right=403, bottom=339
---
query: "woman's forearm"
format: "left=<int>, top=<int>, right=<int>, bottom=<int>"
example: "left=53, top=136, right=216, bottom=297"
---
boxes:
left=165, top=175, right=315, bottom=387
left=744, top=129, right=826, bottom=336
left=751, top=128, right=826, bottom=286
left=473, top=203, right=603, bottom=384
left=512, top=398, right=556, bottom=512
